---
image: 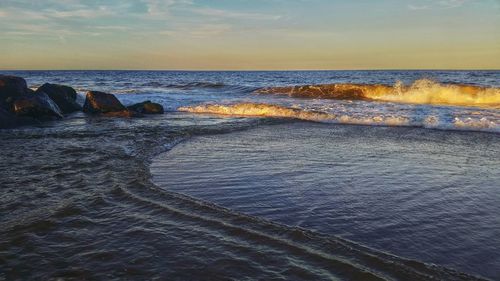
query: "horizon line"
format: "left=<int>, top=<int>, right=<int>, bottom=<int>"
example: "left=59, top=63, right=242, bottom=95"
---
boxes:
left=2, top=68, right=499, bottom=72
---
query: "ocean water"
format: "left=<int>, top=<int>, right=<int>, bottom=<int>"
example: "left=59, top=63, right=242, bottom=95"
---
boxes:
left=1, top=70, right=499, bottom=280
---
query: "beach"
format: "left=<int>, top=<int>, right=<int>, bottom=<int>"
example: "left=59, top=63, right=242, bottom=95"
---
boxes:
left=1, top=70, right=499, bottom=280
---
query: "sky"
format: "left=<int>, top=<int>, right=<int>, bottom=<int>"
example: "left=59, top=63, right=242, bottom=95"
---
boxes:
left=0, top=0, right=499, bottom=70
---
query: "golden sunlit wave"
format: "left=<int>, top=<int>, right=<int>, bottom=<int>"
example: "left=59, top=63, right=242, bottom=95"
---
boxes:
left=256, top=79, right=500, bottom=108
left=178, top=102, right=499, bottom=131
left=178, top=103, right=335, bottom=121
left=178, top=103, right=412, bottom=126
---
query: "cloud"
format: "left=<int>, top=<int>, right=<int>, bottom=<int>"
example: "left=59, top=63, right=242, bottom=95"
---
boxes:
left=1, top=0, right=282, bottom=41
left=0, top=9, right=49, bottom=20
left=408, top=0, right=472, bottom=10
left=45, top=7, right=115, bottom=19
left=191, top=7, right=282, bottom=21
left=0, top=1, right=133, bottom=39
left=438, top=0, right=469, bottom=8
left=0, top=3, right=115, bottom=21
left=142, top=0, right=193, bottom=17
left=408, top=4, right=430, bottom=10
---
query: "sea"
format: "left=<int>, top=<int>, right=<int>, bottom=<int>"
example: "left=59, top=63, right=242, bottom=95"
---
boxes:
left=0, top=70, right=499, bottom=280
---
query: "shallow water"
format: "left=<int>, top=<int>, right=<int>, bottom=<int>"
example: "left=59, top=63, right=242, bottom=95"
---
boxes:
left=152, top=123, right=500, bottom=279
left=1, top=70, right=499, bottom=280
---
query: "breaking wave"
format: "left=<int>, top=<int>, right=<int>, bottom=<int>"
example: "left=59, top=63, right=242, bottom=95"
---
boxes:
left=256, top=79, right=500, bottom=108
left=178, top=103, right=499, bottom=132
left=178, top=103, right=412, bottom=127
left=178, top=103, right=411, bottom=127
left=179, top=103, right=335, bottom=122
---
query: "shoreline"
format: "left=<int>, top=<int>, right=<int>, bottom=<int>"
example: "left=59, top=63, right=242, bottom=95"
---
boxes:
left=1, top=114, right=496, bottom=280
left=1, top=70, right=498, bottom=280
left=151, top=121, right=499, bottom=280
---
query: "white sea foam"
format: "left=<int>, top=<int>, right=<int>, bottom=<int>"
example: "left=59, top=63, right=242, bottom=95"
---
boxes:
left=179, top=102, right=500, bottom=133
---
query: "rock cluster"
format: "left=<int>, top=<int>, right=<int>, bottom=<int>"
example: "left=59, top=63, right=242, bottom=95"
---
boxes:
left=0, top=75, right=165, bottom=129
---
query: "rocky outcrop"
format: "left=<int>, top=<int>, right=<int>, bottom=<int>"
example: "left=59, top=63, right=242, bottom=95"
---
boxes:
left=1, top=75, right=166, bottom=129
left=83, top=91, right=126, bottom=114
left=36, top=83, right=82, bottom=114
left=13, top=91, right=63, bottom=119
left=82, top=91, right=141, bottom=117
left=127, top=101, right=164, bottom=114
left=0, top=75, right=30, bottom=110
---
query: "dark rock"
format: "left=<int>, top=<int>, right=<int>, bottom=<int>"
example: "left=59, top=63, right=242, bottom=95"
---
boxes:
left=127, top=101, right=164, bottom=114
left=36, top=83, right=82, bottom=114
left=0, top=107, right=41, bottom=129
left=0, top=75, right=30, bottom=110
left=83, top=91, right=126, bottom=114
left=13, top=91, right=63, bottom=119
left=0, top=107, right=19, bottom=129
